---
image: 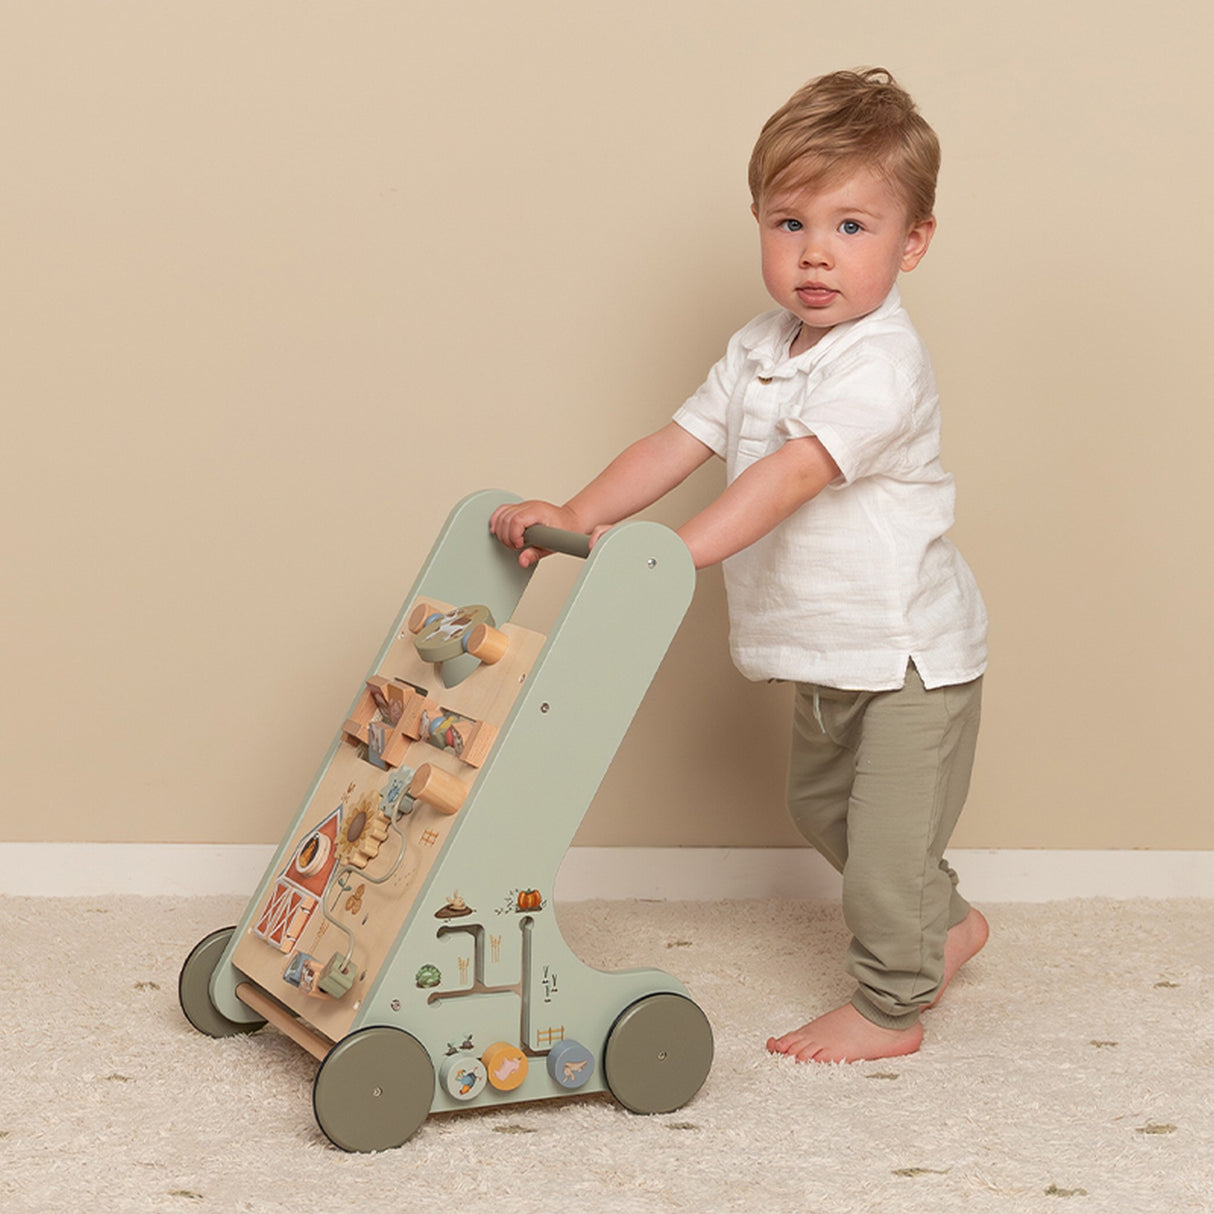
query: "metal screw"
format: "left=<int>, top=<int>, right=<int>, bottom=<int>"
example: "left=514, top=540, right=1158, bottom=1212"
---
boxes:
left=540, top=702, right=550, bottom=713
left=390, top=999, right=401, bottom=1012
left=372, top=1086, right=383, bottom=1098
left=647, top=558, right=658, bottom=568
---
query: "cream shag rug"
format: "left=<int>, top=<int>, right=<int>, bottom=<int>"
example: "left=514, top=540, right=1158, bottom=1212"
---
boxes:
left=4, top=895, right=1212, bottom=1214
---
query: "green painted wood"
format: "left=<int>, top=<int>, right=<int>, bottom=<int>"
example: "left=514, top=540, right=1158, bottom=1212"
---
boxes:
left=312, top=1027, right=434, bottom=1152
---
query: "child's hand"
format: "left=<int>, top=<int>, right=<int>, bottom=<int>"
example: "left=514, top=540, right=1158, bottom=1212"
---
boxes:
left=588, top=524, right=613, bottom=550
left=489, top=500, right=584, bottom=568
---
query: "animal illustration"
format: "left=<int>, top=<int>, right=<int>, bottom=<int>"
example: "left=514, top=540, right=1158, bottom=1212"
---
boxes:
left=563, top=1059, right=589, bottom=1084
left=491, top=1054, right=522, bottom=1084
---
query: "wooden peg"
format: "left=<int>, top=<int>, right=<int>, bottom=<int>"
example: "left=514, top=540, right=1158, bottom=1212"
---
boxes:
left=409, top=763, right=467, bottom=816
left=406, top=601, right=440, bottom=634
left=464, top=622, right=509, bottom=665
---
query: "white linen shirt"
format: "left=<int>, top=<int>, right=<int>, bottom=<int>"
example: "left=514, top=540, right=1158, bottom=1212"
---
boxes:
left=673, top=286, right=987, bottom=690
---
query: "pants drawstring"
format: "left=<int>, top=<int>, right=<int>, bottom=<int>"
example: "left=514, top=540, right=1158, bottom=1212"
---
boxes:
left=812, top=687, right=825, bottom=733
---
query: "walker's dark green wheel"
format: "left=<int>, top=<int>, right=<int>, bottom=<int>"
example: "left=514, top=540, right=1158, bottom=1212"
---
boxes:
left=603, top=993, right=713, bottom=1115
left=178, top=927, right=266, bottom=1039
left=313, top=1027, right=435, bottom=1152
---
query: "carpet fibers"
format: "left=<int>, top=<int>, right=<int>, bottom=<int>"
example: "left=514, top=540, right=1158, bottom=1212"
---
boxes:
left=4, top=895, right=1212, bottom=1213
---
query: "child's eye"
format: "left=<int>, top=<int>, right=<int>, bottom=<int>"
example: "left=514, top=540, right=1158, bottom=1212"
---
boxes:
left=839, top=219, right=862, bottom=235
left=778, top=218, right=803, bottom=232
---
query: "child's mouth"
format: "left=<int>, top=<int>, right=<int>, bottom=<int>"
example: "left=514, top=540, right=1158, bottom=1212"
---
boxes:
left=796, top=285, right=838, bottom=306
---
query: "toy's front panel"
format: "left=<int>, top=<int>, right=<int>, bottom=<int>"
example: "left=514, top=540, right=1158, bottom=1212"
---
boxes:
left=230, top=603, right=545, bottom=1044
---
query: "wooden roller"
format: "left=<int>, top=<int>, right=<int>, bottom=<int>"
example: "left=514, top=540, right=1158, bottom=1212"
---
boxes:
left=409, top=763, right=467, bottom=816
left=236, top=982, right=333, bottom=1061
left=464, top=622, right=509, bottom=664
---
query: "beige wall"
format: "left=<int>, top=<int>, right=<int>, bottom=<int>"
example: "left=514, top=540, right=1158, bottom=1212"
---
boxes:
left=3, top=1, right=1211, bottom=850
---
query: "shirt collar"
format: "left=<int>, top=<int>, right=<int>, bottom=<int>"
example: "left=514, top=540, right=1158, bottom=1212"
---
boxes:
left=743, top=284, right=903, bottom=377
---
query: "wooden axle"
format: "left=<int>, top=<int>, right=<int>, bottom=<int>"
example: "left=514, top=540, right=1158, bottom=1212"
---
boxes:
left=236, top=982, right=333, bottom=1061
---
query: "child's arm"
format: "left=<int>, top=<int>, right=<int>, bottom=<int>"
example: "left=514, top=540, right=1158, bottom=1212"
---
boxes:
left=490, top=422, right=714, bottom=566
left=492, top=425, right=839, bottom=571
left=676, top=435, right=840, bottom=569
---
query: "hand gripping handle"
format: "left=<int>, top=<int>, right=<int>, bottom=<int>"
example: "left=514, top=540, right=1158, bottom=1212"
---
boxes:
left=522, top=524, right=592, bottom=559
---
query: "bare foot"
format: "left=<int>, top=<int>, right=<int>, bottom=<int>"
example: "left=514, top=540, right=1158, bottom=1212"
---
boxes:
left=766, top=1002, right=923, bottom=1064
left=928, top=907, right=989, bottom=1008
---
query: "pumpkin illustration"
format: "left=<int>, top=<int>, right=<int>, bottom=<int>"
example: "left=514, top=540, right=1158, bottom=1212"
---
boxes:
left=517, top=889, right=542, bottom=911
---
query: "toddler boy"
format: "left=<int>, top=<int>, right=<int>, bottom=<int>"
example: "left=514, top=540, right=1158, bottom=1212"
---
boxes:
left=491, top=68, right=988, bottom=1063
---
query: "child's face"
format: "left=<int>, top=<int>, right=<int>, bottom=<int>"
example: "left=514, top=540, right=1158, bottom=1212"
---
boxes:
left=753, top=167, right=935, bottom=352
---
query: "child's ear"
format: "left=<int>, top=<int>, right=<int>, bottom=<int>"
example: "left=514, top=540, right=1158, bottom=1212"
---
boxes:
left=901, top=216, right=936, bottom=272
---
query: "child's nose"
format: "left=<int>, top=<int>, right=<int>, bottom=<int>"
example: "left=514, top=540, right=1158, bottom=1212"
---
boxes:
left=800, top=240, right=831, bottom=267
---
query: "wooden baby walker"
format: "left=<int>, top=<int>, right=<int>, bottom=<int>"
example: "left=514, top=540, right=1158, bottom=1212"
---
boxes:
left=178, top=491, right=713, bottom=1151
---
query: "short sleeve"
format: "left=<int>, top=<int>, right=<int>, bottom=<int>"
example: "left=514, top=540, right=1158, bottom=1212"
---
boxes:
left=778, top=349, right=917, bottom=483
left=671, top=324, right=754, bottom=458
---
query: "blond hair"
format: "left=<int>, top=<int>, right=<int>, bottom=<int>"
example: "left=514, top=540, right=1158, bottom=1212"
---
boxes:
left=748, top=68, right=940, bottom=224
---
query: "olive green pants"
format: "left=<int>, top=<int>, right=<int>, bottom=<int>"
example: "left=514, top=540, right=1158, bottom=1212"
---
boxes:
left=786, top=663, right=983, bottom=1029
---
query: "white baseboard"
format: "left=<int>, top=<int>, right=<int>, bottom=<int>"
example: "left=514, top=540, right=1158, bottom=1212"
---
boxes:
left=1, top=844, right=1211, bottom=900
